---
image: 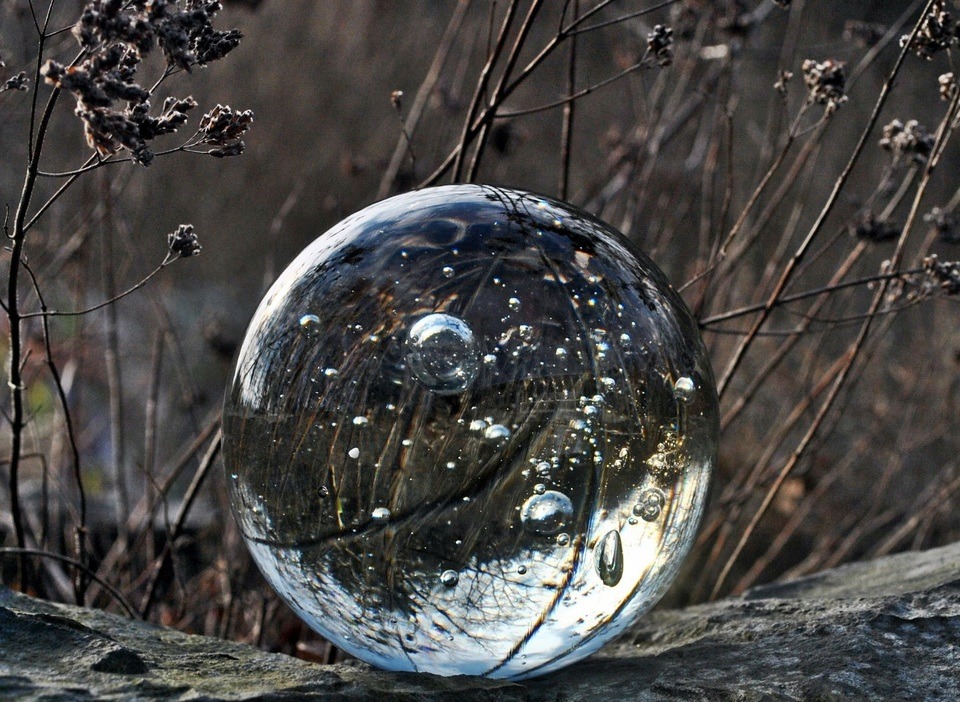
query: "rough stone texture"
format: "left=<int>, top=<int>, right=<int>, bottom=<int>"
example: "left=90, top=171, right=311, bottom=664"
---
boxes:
left=3, top=541, right=960, bottom=700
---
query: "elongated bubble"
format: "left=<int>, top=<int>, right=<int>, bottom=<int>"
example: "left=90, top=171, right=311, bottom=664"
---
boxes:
left=223, top=185, right=718, bottom=680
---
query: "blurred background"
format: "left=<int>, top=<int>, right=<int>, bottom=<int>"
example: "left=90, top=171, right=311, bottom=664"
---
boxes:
left=1, top=0, right=959, bottom=659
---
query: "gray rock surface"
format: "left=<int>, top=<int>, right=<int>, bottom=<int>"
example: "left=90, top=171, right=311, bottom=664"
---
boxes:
left=3, top=541, right=960, bottom=700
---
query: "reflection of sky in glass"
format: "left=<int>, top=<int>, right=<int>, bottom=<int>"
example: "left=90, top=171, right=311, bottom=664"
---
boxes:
left=223, top=185, right=718, bottom=679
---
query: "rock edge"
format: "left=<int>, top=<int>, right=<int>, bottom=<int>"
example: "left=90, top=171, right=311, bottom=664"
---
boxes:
left=2, top=541, right=960, bottom=700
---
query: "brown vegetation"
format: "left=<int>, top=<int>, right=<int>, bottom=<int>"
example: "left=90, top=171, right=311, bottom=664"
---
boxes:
left=1, top=0, right=959, bottom=663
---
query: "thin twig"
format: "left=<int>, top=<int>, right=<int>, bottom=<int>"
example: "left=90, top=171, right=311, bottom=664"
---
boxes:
left=99, top=172, right=130, bottom=541
left=0, top=548, right=137, bottom=618
left=377, top=0, right=472, bottom=198
left=558, top=0, right=578, bottom=200
left=21, top=256, right=175, bottom=319
left=8, top=11, right=65, bottom=585
left=20, top=258, right=88, bottom=603
left=139, top=430, right=223, bottom=618
left=451, top=0, right=521, bottom=182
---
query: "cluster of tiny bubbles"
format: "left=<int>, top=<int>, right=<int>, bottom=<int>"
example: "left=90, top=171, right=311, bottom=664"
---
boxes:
left=222, top=184, right=719, bottom=680
left=634, top=487, right=668, bottom=522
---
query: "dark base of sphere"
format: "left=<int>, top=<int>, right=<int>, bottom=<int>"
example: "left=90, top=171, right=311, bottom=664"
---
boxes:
left=223, top=185, right=718, bottom=679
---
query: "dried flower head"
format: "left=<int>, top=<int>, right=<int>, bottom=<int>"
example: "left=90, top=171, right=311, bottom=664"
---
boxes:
left=40, top=2, right=250, bottom=165
left=801, top=58, right=847, bottom=113
left=167, top=223, right=201, bottom=257
left=198, top=103, right=253, bottom=156
left=647, top=25, right=674, bottom=67
left=924, top=207, right=960, bottom=244
left=921, top=255, right=960, bottom=295
left=851, top=213, right=899, bottom=243
left=901, top=1, right=960, bottom=60
left=939, top=72, right=958, bottom=101
left=773, top=69, right=793, bottom=99
left=1, top=71, right=29, bottom=93
left=879, top=119, right=936, bottom=164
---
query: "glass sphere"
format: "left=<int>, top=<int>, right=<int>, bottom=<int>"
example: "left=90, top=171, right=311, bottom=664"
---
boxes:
left=223, top=185, right=718, bottom=679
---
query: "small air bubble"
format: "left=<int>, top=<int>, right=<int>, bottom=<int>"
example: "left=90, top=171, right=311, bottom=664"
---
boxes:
left=440, top=570, right=459, bottom=587
left=348, top=447, right=360, bottom=459
left=352, top=416, right=369, bottom=426
left=371, top=507, right=391, bottom=522
left=508, top=297, right=521, bottom=311
left=484, top=424, right=511, bottom=440
left=442, top=266, right=455, bottom=278
left=674, top=376, right=696, bottom=401
left=299, top=314, right=320, bottom=336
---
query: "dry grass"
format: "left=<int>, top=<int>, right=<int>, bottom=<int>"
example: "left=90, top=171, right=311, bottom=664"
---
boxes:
left=1, top=0, right=960, bottom=662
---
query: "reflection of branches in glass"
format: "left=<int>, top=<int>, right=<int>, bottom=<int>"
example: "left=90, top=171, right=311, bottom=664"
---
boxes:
left=223, top=184, right=713, bottom=676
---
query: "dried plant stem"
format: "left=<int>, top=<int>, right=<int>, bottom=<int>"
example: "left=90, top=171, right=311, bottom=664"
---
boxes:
left=731, top=448, right=856, bottom=593
left=496, top=52, right=653, bottom=119
left=7, top=3, right=62, bottom=585
left=568, top=0, right=679, bottom=35
left=87, top=412, right=220, bottom=604
left=99, top=173, right=130, bottom=539
left=139, top=429, right=222, bottom=618
left=873, top=468, right=960, bottom=557
left=143, top=332, right=164, bottom=560
left=0, top=547, right=137, bottom=617
left=466, top=0, right=545, bottom=181
left=422, top=0, right=676, bottom=188
left=377, top=0, right=472, bottom=198
left=715, top=241, right=867, bottom=430
left=20, top=258, right=89, bottom=603
left=557, top=0, right=578, bottom=200
left=21, top=256, right=175, bottom=319
left=451, top=0, right=521, bottom=182
left=710, top=68, right=960, bottom=600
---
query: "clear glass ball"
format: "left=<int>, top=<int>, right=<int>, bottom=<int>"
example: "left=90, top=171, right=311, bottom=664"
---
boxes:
left=223, top=185, right=718, bottom=679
